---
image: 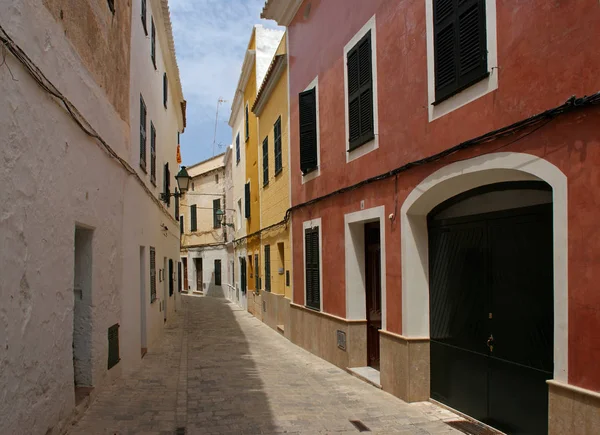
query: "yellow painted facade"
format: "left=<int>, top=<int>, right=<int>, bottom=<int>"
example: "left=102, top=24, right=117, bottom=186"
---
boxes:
left=256, top=35, right=292, bottom=300
left=243, top=30, right=261, bottom=295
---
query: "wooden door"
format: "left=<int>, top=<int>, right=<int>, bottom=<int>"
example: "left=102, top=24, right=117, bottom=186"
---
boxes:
left=365, top=222, right=381, bottom=369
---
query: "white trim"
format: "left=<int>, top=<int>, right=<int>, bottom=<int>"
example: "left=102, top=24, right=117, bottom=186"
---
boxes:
left=344, top=206, right=387, bottom=330
left=344, top=15, right=379, bottom=163
left=425, top=0, right=498, bottom=121
left=400, top=152, right=568, bottom=382
left=302, top=217, right=323, bottom=310
left=301, top=76, right=321, bottom=184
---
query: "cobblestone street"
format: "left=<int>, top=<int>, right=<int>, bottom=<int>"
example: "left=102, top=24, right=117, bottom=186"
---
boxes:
left=68, top=296, right=464, bottom=435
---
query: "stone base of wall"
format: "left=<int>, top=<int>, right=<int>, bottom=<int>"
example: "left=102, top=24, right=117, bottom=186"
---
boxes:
left=289, top=304, right=367, bottom=369
left=379, top=330, right=429, bottom=403
left=261, top=291, right=291, bottom=340
left=548, top=380, right=600, bottom=435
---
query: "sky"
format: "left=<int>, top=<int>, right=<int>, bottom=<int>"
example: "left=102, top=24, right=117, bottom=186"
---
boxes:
left=169, top=0, right=282, bottom=166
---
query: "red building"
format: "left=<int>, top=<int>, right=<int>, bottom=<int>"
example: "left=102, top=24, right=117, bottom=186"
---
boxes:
left=263, top=0, right=600, bottom=433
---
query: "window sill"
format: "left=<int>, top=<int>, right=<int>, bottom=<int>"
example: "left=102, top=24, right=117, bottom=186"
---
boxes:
left=301, top=166, right=320, bottom=184
left=347, top=135, right=378, bottom=163
left=274, top=168, right=283, bottom=177
left=432, top=72, right=490, bottom=106
left=304, top=305, right=320, bottom=312
left=140, top=162, right=147, bottom=173
left=348, top=133, right=375, bottom=153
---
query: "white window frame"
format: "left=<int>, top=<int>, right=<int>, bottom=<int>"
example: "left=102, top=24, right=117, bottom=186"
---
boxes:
left=302, top=217, right=323, bottom=311
left=426, top=0, right=499, bottom=121
left=301, top=76, right=321, bottom=184
left=344, top=15, right=379, bottom=163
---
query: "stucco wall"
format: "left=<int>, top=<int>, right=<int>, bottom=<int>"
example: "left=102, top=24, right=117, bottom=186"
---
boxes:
left=0, top=1, right=130, bottom=433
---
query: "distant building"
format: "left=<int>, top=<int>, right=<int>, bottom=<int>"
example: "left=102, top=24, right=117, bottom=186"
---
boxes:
left=180, top=153, right=229, bottom=298
left=0, top=0, right=185, bottom=433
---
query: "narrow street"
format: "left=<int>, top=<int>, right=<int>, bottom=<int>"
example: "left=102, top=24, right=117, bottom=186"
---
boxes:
left=68, top=295, right=463, bottom=435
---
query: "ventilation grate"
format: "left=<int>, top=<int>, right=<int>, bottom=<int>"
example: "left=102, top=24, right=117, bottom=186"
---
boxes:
left=349, top=420, right=371, bottom=432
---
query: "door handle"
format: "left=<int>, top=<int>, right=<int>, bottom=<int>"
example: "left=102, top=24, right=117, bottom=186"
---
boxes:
left=487, top=334, right=494, bottom=352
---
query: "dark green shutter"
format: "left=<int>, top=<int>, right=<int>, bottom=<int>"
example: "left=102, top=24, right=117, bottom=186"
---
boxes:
left=264, top=245, right=271, bottom=292
left=107, top=324, right=120, bottom=369
left=262, top=137, right=269, bottom=186
left=150, top=247, right=156, bottom=302
left=274, top=117, right=282, bottom=174
left=175, top=190, right=179, bottom=221
left=255, top=254, right=259, bottom=290
left=240, top=258, right=247, bottom=293
left=163, top=73, right=168, bottom=108
left=169, top=259, right=174, bottom=296
left=213, top=199, right=220, bottom=229
left=141, top=0, right=147, bottom=34
left=299, top=88, right=317, bottom=174
left=245, top=183, right=251, bottom=218
left=245, top=105, right=249, bottom=141
left=163, top=163, right=170, bottom=207
left=150, top=122, right=156, bottom=184
left=140, top=96, right=146, bottom=170
left=305, top=228, right=320, bottom=310
left=347, top=31, right=374, bottom=150
left=434, top=0, right=487, bottom=102
left=151, top=18, right=156, bottom=69
left=217, top=260, right=222, bottom=286
left=190, top=205, right=197, bottom=232
left=236, top=133, right=240, bottom=163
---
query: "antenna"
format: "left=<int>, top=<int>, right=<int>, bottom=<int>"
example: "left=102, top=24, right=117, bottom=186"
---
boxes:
left=213, top=98, right=227, bottom=156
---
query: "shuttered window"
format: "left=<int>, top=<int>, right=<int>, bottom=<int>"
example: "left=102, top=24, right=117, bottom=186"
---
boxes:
left=163, top=73, right=168, bottom=108
left=305, top=228, right=320, bottom=310
left=180, top=215, right=184, bottom=234
left=262, top=137, right=269, bottom=186
left=264, top=245, right=271, bottom=292
left=274, top=117, right=282, bottom=174
left=240, top=257, right=247, bottom=293
left=107, top=324, right=120, bottom=369
left=255, top=254, right=259, bottom=290
left=163, top=163, right=171, bottom=207
left=168, top=259, right=174, bottom=296
left=245, top=105, right=249, bottom=141
left=214, top=260, right=222, bottom=286
left=150, top=247, right=156, bottom=302
left=347, top=31, right=374, bottom=150
left=244, top=182, right=251, bottom=219
left=175, top=191, right=179, bottom=222
left=150, top=122, right=156, bottom=185
left=434, top=0, right=488, bottom=103
left=140, top=96, right=147, bottom=171
left=141, top=0, right=147, bottom=34
left=299, top=88, right=318, bottom=174
left=236, top=133, right=240, bottom=163
left=213, top=199, right=221, bottom=229
left=151, top=18, right=156, bottom=69
left=190, top=205, right=197, bottom=232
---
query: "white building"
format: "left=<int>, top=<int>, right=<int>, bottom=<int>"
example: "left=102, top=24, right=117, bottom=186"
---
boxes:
left=180, top=153, right=230, bottom=298
left=0, top=0, right=184, bottom=433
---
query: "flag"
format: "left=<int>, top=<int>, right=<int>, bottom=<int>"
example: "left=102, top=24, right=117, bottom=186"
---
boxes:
left=176, top=144, right=182, bottom=164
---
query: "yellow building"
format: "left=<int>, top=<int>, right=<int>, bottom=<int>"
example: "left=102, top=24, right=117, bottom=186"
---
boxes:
left=251, top=33, right=292, bottom=334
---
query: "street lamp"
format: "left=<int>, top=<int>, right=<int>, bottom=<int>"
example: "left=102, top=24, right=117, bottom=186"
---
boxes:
left=160, top=166, right=191, bottom=202
left=215, top=209, right=235, bottom=228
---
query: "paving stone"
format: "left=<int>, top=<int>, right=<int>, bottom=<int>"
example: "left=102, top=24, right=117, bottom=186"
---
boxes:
left=68, top=296, right=463, bottom=435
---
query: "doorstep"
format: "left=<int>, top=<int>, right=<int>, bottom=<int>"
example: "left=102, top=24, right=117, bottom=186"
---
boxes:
left=347, top=366, right=381, bottom=389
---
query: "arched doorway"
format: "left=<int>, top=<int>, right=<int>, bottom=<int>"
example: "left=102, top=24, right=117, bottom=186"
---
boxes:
left=428, top=181, right=553, bottom=434
left=399, top=152, right=568, bottom=434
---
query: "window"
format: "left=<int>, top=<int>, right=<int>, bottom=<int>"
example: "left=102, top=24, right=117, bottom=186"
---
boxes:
left=141, top=0, right=147, bottom=34
left=107, top=0, right=115, bottom=14
left=214, top=260, right=222, bottom=286
left=347, top=30, right=374, bottom=150
left=237, top=199, right=242, bottom=230
left=215, top=174, right=219, bottom=184
left=262, top=137, right=269, bottom=186
left=254, top=254, right=259, bottom=290
left=168, top=259, right=174, bottom=296
left=180, top=215, right=184, bottom=234
left=244, top=182, right=251, bottom=219
left=139, top=96, right=147, bottom=171
left=235, top=133, right=240, bottom=164
left=240, top=257, right=247, bottom=293
left=433, top=0, right=488, bottom=103
left=190, top=205, right=197, bottom=232
left=305, top=227, right=320, bottom=310
left=151, top=18, right=156, bottom=69
left=150, top=247, right=156, bottom=302
left=150, top=122, right=156, bottom=185
left=274, top=117, right=282, bottom=174
left=245, top=104, right=249, bottom=141
left=107, top=324, right=119, bottom=369
left=163, top=73, right=168, bottom=108
left=264, top=245, right=271, bottom=292
left=213, top=199, right=221, bottom=229
left=299, top=88, right=317, bottom=175
left=191, top=182, right=195, bottom=191
left=175, top=191, right=179, bottom=223
left=163, top=163, right=170, bottom=207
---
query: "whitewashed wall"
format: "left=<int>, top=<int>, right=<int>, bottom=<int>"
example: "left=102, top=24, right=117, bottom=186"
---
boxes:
left=0, top=2, right=128, bottom=434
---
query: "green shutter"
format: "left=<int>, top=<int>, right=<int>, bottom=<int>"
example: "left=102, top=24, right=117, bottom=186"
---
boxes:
left=265, top=245, right=271, bottom=292
left=245, top=183, right=251, bottom=218
left=150, top=247, right=156, bottom=302
left=214, top=260, right=222, bottom=286
left=191, top=205, right=197, bottom=232
left=305, top=228, right=320, bottom=310
left=213, top=199, right=221, bottom=229
left=107, top=324, right=120, bottom=369
left=274, top=117, right=282, bottom=174
left=299, top=89, right=318, bottom=174
left=347, top=31, right=374, bottom=150
left=263, top=137, right=269, bottom=186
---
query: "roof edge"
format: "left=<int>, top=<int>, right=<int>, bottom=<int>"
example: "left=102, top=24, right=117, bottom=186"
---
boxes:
left=260, top=0, right=303, bottom=26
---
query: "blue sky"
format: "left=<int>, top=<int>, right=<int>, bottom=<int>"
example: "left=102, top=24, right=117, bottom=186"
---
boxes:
left=169, top=0, right=282, bottom=165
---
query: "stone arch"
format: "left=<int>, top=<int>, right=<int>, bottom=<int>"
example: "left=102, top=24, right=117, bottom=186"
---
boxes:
left=400, top=152, right=568, bottom=381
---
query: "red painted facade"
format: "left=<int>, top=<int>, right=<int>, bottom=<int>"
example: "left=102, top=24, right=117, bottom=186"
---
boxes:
left=287, top=0, right=600, bottom=391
